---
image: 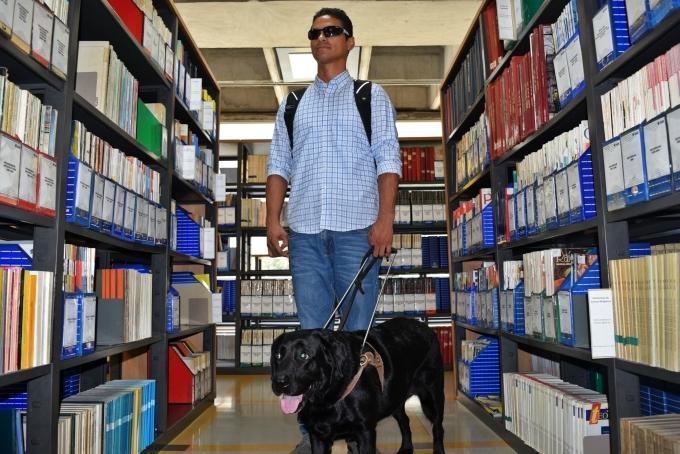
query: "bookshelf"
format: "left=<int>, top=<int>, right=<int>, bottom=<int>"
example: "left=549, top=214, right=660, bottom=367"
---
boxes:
left=215, top=140, right=453, bottom=373
left=0, top=0, right=219, bottom=450
left=442, top=0, right=680, bottom=452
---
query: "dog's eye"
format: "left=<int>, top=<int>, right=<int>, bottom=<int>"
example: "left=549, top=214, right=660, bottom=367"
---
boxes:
left=299, top=352, right=309, bottom=361
left=275, top=352, right=282, bottom=360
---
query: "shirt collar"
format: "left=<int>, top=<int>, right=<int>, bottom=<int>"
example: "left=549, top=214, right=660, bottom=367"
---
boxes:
left=313, top=70, right=352, bottom=92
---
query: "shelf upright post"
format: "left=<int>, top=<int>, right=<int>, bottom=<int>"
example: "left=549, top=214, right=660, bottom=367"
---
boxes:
left=576, top=0, right=641, bottom=451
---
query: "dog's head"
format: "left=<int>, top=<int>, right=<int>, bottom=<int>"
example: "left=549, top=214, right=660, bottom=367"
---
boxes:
left=271, top=329, right=358, bottom=414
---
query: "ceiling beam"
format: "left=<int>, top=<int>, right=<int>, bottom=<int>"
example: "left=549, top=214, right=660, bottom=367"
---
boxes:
left=359, top=46, right=372, bottom=80
left=220, top=110, right=442, bottom=122
left=262, top=47, right=287, bottom=105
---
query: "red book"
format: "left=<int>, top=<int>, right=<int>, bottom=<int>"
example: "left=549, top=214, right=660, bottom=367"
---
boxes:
left=420, top=147, right=427, bottom=182
left=108, top=0, right=144, bottom=45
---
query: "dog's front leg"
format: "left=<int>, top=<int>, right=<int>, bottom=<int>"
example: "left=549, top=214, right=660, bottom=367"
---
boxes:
left=309, top=434, right=332, bottom=454
left=353, top=428, right=377, bottom=454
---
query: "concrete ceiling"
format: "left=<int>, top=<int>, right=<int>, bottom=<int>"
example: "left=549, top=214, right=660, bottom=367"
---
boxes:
left=174, top=0, right=481, bottom=121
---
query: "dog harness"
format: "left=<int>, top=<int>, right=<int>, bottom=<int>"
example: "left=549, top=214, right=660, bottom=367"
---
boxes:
left=339, top=341, right=385, bottom=401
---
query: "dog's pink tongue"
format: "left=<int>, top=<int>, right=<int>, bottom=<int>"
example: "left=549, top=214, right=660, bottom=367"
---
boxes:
left=280, top=394, right=303, bottom=414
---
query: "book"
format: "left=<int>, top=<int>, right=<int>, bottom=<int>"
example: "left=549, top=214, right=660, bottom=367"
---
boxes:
left=10, top=0, right=33, bottom=54
left=30, top=2, right=53, bottom=68
left=50, top=18, right=69, bottom=79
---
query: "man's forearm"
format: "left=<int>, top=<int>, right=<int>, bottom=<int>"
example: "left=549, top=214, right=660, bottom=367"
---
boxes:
left=266, top=175, right=288, bottom=226
left=376, top=173, right=399, bottom=224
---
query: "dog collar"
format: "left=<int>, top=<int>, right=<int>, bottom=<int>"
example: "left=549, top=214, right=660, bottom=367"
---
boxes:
left=338, top=341, right=385, bottom=401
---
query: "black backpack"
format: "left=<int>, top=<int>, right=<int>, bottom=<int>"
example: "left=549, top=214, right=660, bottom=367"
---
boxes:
left=284, top=79, right=372, bottom=147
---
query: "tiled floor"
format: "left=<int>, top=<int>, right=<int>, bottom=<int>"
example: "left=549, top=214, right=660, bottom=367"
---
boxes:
left=161, top=372, right=513, bottom=453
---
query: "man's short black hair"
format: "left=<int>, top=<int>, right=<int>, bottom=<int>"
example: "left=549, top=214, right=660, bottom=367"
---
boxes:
left=313, top=8, right=353, bottom=37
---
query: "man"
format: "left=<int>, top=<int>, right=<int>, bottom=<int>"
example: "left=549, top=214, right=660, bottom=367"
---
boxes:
left=267, top=7, right=400, bottom=335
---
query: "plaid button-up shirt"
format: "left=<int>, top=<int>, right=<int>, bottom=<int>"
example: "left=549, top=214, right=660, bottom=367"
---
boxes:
left=267, top=71, right=401, bottom=234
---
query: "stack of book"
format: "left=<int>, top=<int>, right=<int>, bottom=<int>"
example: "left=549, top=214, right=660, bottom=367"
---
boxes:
left=95, top=266, right=152, bottom=345
left=245, top=154, right=268, bottom=183
left=0, top=0, right=70, bottom=78
left=432, top=326, right=453, bottom=367
left=450, top=188, right=494, bottom=256
left=621, top=414, right=680, bottom=453
left=107, top=0, right=173, bottom=79
left=241, top=198, right=286, bottom=228
left=76, top=41, right=139, bottom=136
left=216, top=244, right=236, bottom=272
left=488, top=3, right=581, bottom=159
left=454, top=113, right=489, bottom=190
left=503, top=373, right=610, bottom=453
left=175, top=39, right=217, bottom=139
left=601, top=43, right=680, bottom=209
left=217, top=196, right=237, bottom=227
left=499, top=260, right=525, bottom=335
left=421, top=235, right=449, bottom=269
left=240, top=279, right=296, bottom=317
left=241, top=327, right=295, bottom=368
left=174, top=128, right=215, bottom=199
left=395, top=190, right=446, bottom=225
left=495, top=0, right=545, bottom=44
left=505, top=120, right=593, bottom=241
left=441, top=27, right=485, bottom=137
left=453, top=262, right=499, bottom=328
left=609, top=246, right=680, bottom=372
left=519, top=248, right=599, bottom=347
left=459, top=337, right=500, bottom=397
left=171, top=202, right=214, bottom=259
left=65, top=150, right=167, bottom=246
left=0, top=243, right=54, bottom=374
left=0, top=70, right=59, bottom=216
left=400, top=145, right=443, bottom=182
left=640, top=384, right=680, bottom=416
left=168, top=340, right=212, bottom=404
left=220, top=280, right=236, bottom=316
left=60, top=379, right=156, bottom=454
left=376, top=276, right=447, bottom=315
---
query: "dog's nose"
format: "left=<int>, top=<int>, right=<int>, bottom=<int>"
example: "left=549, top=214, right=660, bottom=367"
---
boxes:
left=275, top=375, right=290, bottom=388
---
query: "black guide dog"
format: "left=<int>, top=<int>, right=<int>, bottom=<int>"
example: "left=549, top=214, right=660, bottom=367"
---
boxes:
left=271, top=317, right=445, bottom=454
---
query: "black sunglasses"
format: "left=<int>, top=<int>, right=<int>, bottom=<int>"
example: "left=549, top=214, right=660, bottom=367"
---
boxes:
left=308, top=25, right=350, bottom=40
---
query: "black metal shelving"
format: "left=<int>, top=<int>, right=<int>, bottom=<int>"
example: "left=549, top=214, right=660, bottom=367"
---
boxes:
left=441, top=0, right=680, bottom=452
left=0, top=0, right=220, bottom=450
left=170, top=250, right=213, bottom=266
left=455, top=320, right=498, bottom=337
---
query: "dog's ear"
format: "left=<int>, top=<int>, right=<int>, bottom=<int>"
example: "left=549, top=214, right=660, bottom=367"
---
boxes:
left=309, top=331, right=358, bottom=403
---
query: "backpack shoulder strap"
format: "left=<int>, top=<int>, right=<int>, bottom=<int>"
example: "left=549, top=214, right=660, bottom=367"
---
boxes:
left=354, top=79, right=372, bottom=145
left=284, top=87, right=307, bottom=148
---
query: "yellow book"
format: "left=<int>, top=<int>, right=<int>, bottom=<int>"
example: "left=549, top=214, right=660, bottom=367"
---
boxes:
left=20, top=271, right=33, bottom=369
left=610, top=259, right=622, bottom=359
left=666, top=253, right=680, bottom=371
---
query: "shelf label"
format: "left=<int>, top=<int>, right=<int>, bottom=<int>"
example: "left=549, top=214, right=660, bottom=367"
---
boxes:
left=587, top=288, right=616, bottom=358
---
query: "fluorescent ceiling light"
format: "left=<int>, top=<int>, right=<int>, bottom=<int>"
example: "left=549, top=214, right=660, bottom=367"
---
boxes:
left=220, top=120, right=442, bottom=141
left=277, top=47, right=360, bottom=82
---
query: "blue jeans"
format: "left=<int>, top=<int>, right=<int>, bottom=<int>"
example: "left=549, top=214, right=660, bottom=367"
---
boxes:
left=288, top=228, right=379, bottom=331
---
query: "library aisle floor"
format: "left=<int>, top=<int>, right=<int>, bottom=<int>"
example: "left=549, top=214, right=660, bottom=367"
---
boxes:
left=160, top=372, right=512, bottom=453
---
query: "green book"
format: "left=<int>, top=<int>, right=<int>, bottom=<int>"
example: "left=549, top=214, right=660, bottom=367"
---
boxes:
left=136, top=100, right=162, bottom=157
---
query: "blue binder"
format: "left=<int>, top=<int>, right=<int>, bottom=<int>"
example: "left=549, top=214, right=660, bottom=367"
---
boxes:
left=595, top=1, right=631, bottom=69
left=112, top=184, right=126, bottom=238
left=628, top=0, right=652, bottom=43
left=649, top=0, right=679, bottom=26
left=88, top=173, right=104, bottom=232
left=61, top=292, right=83, bottom=359
left=65, top=156, right=92, bottom=227
left=569, top=147, right=597, bottom=223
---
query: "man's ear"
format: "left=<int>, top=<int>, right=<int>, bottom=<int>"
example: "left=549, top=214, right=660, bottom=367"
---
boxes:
left=346, top=36, right=355, bottom=53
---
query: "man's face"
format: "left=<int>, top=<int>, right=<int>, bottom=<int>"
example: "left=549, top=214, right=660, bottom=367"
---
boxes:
left=310, top=15, right=354, bottom=65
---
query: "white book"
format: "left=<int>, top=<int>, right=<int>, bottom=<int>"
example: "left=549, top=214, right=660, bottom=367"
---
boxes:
left=643, top=116, right=671, bottom=181
left=0, top=134, right=21, bottom=203
left=189, top=78, right=202, bottom=111
left=624, top=0, right=647, bottom=30
left=76, top=41, right=111, bottom=111
left=553, top=48, right=572, bottom=105
left=113, top=184, right=125, bottom=230
left=51, top=18, right=69, bottom=79
left=102, top=178, right=115, bottom=227
left=567, top=162, right=582, bottom=213
left=142, top=14, right=154, bottom=55
left=37, top=153, right=56, bottom=213
left=124, top=191, right=136, bottom=233
left=75, top=161, right=92, bottom=215
left=18, top=144, right=37, bottom=205
left=593, top=5, right=614, bottom=64
left=603, top=138, right=626, bottom=209
left=588, top=289, right=616, bottom=358
left=565, top=36, right=585, bottom=92
left=555, top=170, right=570, bottom=217
left=91, top=173, right=104, bottom=224
left=621, top=128, right=646, bottom=190
left=164, top=45, right=174, bottom=79
left=202, top=227, right=215, bottom=259
left=82, top=294, right=96, bottom=350
left=0, top=0, right=14, bottom=35
left=61, top=294, right=79, bottom=352
left=667, top=109, right=680, bottom=177
left=31, top=2, right=53, bottom=67
left=148, top=203, right=156, bottom=241
left=496, top=0, right=517, bottom=41
left=11, top=0, right=33, bottom=52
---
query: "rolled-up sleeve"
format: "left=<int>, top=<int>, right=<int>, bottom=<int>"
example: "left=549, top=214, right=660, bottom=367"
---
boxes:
left=370, top=84, right=402, bottom=177
left=267, top=99, right=292, bottom=181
